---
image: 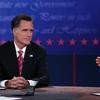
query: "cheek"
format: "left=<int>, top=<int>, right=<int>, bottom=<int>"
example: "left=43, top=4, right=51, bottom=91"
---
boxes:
left=17, top=34, right=24, bottom=40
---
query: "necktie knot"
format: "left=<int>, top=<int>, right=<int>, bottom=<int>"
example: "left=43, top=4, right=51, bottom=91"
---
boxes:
left=18, top=50, right=23, bottom=55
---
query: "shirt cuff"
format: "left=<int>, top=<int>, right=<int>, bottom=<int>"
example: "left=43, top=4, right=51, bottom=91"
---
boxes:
left=0, top=80, right=8, bottom=87
left=0, top=80, right=38, bottom=87
left=28, top=80, right=38, bottom=87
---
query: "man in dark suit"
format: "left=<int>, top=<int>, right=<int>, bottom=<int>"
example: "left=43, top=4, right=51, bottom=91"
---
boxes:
left=0, top=14, right=49, bottom=89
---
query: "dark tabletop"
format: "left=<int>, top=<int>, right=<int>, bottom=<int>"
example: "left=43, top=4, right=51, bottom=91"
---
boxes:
left=0, top=86, right=100, bottom=100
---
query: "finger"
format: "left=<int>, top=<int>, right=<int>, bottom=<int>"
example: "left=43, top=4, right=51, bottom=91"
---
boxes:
left=10, top=84, right=18, bottom=89
left=17, top=77, right=27, bottom=85
left=13, top=77, right=29, bottom=89
left=97, top=57, right=100, bottom=61
left=98, top=64, right=100, bottom=66
left=17, top=83, right=24, bottom=87
left=17, top=80, right=29, bottom=89
left=97, top=56, right=100, bottom=59
left=13, top=76, right=17, bottom=79
left=18, top=77, right=26, bottom=81
left=17, top=82, right=27, bottom=89
left=96, top=59, right=100, bottom=63
left=96, top=60, right=100, bottom=64
left=6, top=80, right=18, bottom=89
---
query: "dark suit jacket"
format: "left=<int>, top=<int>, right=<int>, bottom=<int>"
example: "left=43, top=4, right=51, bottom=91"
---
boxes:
left=0, top=41, right=49, bottom=87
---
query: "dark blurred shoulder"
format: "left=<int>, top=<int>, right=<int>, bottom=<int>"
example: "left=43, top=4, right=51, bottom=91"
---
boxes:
left=30, top=41, right=46, bottom=53
left=0, top=41, right=12, bottom=50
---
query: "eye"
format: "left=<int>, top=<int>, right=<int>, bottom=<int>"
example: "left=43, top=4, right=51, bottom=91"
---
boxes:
left=21, top=29, right=33, bottom=32
left=21, top=29, right=28, bottom=32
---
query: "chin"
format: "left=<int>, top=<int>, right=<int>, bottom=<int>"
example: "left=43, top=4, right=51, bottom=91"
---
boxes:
left=24, top=41, right=31, bottom=45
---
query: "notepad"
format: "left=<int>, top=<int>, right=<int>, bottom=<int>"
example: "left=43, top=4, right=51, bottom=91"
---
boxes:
left=0, top=96, right=21, bottom=100
left=91, top=92, right=100, bottom=96
left=0, top=87, right=6, bottom=90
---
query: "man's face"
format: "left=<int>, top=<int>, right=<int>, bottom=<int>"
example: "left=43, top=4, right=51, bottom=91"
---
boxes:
left=13, top=20, right=33, bottom=48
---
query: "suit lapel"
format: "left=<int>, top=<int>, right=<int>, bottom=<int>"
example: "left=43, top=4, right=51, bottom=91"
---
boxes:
left=23, top=43, right=37, bottom=63
left=24, top=44, right=33, bottom=63
left=22, top=43, right=38, bottom=77
left=9, top=42, right=19, bottom=75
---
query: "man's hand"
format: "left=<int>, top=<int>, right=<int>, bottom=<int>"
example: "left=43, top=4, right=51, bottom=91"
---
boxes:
left=5, top=76, right=29, bottom=89
left=96, top=56, right=100, bottom=66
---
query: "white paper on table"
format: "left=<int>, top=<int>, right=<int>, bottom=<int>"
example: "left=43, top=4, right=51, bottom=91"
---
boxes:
left=92, top=92, right=100, bottom=96
left=0, top=96, right=21, bottom=100
left=0, top=87, right=6, bottom=90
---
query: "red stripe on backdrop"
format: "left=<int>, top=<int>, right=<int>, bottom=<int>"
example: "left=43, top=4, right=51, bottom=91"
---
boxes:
left=72, top=52, right=76, bottom=86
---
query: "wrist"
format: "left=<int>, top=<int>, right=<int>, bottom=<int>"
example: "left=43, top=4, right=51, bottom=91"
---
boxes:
left=27, top=80, right=30, bottom=87
left=5, top=80, right=9, bottom=88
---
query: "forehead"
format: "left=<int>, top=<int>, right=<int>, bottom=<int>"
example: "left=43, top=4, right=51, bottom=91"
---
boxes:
left=19, top=20, right=33, bottom=28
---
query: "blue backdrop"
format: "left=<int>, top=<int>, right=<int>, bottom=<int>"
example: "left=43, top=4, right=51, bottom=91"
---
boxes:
left=0, top=0, right=100, bottom=86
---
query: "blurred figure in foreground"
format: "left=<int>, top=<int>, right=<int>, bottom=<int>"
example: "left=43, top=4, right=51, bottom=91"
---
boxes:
left=96, top=56, right=100, bottom=66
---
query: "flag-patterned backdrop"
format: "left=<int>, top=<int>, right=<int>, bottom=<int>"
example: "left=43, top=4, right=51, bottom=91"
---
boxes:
left=0, top=0, right=100, bottom=86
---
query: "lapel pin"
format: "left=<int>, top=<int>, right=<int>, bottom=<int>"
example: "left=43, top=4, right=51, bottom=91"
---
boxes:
left=29, top=54, right=34, bottom=57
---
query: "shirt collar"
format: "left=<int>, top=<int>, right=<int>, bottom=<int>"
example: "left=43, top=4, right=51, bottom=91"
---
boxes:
left=14, top=41, right=27, bottom=54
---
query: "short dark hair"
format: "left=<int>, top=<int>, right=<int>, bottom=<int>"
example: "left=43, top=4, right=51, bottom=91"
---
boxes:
left=11, top=14, right=32, bottom=30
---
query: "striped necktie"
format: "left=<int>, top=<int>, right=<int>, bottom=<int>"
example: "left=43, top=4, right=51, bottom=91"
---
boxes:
left=18, top=50, right=23, bottom=76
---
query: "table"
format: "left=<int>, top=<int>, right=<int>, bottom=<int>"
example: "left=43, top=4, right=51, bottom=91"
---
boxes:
left=36, top=86, right=100, bottom=100
left=0, top=86, right=100, bottom=100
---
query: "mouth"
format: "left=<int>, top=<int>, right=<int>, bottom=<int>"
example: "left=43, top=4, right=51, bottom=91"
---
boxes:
left=24, top=38, right=31, bottom=40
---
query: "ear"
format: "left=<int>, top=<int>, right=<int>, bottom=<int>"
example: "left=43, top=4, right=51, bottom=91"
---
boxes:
left=13, top=28, right=18, bottom=35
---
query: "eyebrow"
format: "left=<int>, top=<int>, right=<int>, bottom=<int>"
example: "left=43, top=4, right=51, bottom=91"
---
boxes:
left=21, top=29, right=34, bottom=32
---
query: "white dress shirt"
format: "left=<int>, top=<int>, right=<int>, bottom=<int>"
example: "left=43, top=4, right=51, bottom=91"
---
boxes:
left=0, top=42, right=38, bottom=87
